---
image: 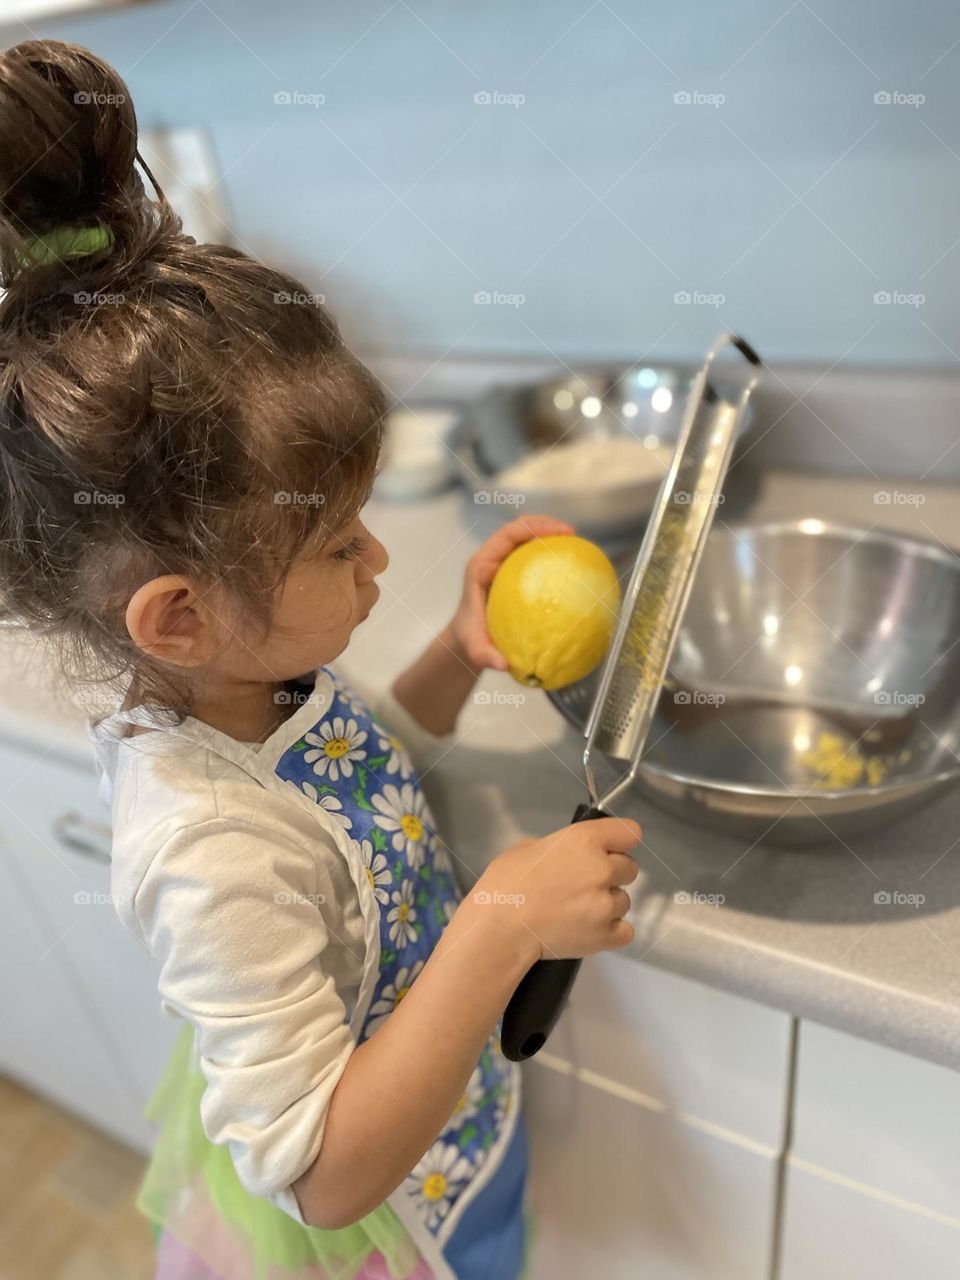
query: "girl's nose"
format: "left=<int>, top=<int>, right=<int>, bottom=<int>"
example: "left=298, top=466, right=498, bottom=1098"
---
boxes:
left=362, top=528, right=389, bottom=576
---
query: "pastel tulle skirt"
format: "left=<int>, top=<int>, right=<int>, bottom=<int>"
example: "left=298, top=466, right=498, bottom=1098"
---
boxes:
left=138, top=1025, right=535, bottom=1280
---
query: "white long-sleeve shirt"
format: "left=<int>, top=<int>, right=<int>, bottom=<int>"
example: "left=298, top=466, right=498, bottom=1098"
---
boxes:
left=89, top=667, right=454, bottom=1224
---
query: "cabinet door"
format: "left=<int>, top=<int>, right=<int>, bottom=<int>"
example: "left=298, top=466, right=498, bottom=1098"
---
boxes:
left=523, top=1054, right=779, bottom=1280
left=544, top=951, right=793, bottom=1150
left=0, top=840, right=145, bottom=1149
left=790, top=1020, right=960, bottom=1221
left=0, top=738, right=179, bottom=1151
left=780, top=1161, right=960, bottom=1279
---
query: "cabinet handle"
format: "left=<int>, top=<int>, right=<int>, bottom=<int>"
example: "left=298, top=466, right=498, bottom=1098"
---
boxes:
left=52, top=812, right=113, bottom=864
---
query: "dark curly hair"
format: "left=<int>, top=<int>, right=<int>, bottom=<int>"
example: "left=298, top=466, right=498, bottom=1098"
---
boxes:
left=0, top=40, right=385, bottom=711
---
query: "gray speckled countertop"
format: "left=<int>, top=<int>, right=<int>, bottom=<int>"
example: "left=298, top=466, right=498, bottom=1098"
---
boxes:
left=346, top=468, right=960, bottom=1073
left=420, top=659, right=960, bottom=1074
left=3, top=466, right=960, bottom=1070
left=595, top=788, right=960, bottom=1069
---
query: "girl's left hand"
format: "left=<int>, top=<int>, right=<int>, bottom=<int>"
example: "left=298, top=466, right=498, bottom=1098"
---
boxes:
left=444, top=514, right=576, bottom=673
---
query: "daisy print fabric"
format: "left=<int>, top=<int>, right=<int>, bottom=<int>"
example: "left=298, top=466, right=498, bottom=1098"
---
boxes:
left=273, top=667, right=520, bottom=1248
left=302, top=716, right=368, bottom=783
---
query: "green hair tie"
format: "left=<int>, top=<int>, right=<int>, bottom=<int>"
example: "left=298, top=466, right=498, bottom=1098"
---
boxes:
left=12, top=224, right=114, bottom=276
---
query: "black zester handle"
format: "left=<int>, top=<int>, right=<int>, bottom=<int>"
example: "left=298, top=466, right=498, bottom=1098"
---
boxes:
left=500, top=801, right=609, bottom=1062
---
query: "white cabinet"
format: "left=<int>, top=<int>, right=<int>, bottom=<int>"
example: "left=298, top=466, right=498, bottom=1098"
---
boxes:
left=0, top=836, right=145, bottom=1147
left=788, top=1020, right=960, bottom=1219
left=780, top=1162, right=960, bottom=1280
left=8, top=724, right=960, bottom=1277
left=778, top=1020, right=960, bottom=1278
left=548, top=952, right=793, bottom=1148
left=524, top=1054, right=781, bottom=1280
left=0, top=737, right=178, bottom=1152
left=522, top=954, right=793, bottom=1279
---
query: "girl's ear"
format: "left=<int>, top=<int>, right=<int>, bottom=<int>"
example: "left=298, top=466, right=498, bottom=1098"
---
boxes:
left=125, top=575, right=212, bottom=667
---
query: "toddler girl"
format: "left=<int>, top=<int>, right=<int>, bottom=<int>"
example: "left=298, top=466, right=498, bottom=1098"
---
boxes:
left=0, top=39, right=641, bottom=1280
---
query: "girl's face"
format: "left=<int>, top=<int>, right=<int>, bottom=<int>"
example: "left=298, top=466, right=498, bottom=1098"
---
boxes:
left=211, top=512, right=389, bottom=684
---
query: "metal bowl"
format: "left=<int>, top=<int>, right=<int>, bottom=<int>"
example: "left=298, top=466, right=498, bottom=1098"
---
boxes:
left=449, top=363, right=756, bottom=538
left=548, top=519, right=960, bottom=844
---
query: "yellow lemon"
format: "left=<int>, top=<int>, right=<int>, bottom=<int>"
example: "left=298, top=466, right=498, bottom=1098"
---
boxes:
left=486, top=535, right=621, bottom=690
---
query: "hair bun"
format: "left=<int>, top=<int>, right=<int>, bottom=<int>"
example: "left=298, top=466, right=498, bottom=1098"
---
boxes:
left=0, top=40, right=141, bottom=250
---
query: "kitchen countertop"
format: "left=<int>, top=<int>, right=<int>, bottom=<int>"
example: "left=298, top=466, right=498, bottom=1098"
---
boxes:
left=4, top=466, right=960, bottom=1071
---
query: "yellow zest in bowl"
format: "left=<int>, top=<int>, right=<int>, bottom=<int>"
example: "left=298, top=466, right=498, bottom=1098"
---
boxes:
left=798, top=731, right=909, bottom=790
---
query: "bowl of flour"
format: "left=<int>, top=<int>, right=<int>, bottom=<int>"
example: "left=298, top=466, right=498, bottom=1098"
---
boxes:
left=450, top=363, right=755, bottom=537
left=493, top=434, right=674, bottom=531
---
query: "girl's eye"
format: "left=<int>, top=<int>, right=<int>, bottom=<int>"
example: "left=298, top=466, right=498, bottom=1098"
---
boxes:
left=333, top=535, right=368, bottom=562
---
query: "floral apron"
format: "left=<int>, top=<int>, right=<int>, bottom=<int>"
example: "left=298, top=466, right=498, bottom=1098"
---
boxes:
left=273, top=667, right=528, bottom=1280
left=137, top=665, right=528, bottom=1280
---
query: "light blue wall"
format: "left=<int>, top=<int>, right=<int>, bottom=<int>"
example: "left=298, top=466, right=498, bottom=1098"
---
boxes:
left=4, top=0, right=960, bottom=366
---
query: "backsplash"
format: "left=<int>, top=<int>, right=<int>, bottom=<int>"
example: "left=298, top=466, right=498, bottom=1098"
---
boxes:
left=370, top=352, right=960, bottom=482
left=6, top=0, right=960, bottom=371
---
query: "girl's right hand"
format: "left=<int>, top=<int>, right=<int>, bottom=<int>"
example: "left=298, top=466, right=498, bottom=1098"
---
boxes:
left=473, top=817, right=642, bottom=963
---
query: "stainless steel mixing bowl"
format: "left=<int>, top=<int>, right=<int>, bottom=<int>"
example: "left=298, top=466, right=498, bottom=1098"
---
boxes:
left=548, top=519, right=960, bottom=844
left=448, top=362, right=756, bottom=537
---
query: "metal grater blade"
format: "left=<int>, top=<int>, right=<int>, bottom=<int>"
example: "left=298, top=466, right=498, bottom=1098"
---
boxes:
left=582, top=335, right=762, bottom=810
